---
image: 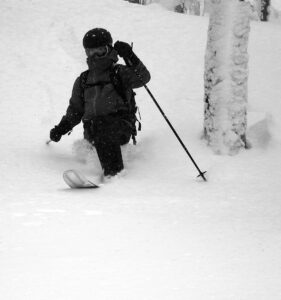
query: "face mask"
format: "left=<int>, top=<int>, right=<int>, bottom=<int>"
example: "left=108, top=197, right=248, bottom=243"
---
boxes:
left=86, top=47, right=118, bottom=70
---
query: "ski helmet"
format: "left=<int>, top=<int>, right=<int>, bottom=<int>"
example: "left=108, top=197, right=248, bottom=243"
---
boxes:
left=83, top=28, right=113, bottom=49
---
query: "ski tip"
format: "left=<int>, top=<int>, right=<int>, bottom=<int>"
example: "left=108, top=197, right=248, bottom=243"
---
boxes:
left=63, top=169, right=99, bottom=189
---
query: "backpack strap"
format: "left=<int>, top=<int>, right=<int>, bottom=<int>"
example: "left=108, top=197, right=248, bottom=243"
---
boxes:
left=109, top=65, right=128, bottom=103
left=79, top=70, right=89, bottom=103
left=109, top=65, right=141, bottom=145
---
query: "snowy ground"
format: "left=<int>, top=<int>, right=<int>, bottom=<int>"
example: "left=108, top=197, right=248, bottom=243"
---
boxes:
left=1, top=1, right=281, bottom=299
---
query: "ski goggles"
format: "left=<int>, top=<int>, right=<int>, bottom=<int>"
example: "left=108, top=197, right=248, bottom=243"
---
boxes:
left=85, top=45, right=109, bottom=58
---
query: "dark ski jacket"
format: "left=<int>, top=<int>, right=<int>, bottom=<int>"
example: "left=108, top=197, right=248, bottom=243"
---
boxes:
left=62, top=49, right=150, bottom=129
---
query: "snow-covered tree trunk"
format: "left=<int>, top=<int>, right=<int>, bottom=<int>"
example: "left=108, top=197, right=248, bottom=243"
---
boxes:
left=203, top=0, right=251, bottom=155
left=140, top=0, right=150, bottom=4
left=187, top=0, right=201, bottom=15
left=200, top=0, right=206, bottom=15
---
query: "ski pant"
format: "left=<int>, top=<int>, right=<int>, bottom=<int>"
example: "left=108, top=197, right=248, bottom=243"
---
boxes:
left=83, top=114, right=132, bottom=176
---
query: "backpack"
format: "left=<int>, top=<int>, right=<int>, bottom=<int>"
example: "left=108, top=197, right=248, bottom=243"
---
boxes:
left=79, top=65, right=141, bottom=145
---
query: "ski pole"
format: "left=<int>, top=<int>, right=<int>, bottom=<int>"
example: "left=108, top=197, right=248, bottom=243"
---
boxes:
left=143, top=83, right=207, bottom=182
left=46, top=139, right=52, bottom=145
left=124, top=52, right=207, bottom=182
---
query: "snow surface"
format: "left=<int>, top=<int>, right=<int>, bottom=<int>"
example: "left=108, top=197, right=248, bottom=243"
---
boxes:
left=1, top=0, right=281, bottom=299
left=272, top=0, right=281, bottom=11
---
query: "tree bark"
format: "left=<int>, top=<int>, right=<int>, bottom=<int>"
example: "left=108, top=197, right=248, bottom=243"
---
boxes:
left=260, top=0, right=271, bottom=21
left=203, top=0, right=251, bottom=155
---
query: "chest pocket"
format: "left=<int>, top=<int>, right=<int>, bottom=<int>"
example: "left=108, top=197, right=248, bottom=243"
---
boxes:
left=84, top=82, right=124, bottom=117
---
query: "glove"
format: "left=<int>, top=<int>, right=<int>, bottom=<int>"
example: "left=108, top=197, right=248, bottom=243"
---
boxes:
left=49, top=118, right=72, bottom=142
left=114, top=41, right=133, bottom=59
left=50, top=126, right=62, bottom=142
left=114, top=41, right=140, bottom=66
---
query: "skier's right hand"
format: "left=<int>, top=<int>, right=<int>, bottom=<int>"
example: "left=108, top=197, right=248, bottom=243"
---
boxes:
left=114, top=41, right=132, bottom=59
left=50, top=118, right=72, bottom=142
left=50, top=126, right=62, bottom=142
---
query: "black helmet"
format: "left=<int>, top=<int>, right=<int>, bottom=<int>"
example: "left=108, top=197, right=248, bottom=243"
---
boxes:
left=83, top=28, right=113, bottom=49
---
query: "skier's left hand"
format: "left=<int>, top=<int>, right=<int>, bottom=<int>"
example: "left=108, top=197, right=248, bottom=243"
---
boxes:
left=114, top=41, right=133, bottom=58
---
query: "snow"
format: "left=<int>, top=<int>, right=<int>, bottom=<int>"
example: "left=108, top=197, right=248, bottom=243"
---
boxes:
left=1, top=0, right=281, bottom=299
left=272, top=0, right=281, bottom=11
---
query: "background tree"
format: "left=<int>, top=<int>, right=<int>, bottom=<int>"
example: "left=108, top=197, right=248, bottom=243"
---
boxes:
left=203, top=0, right=251, bottom=155
left=175, top=0, right=201, bottom=15
left=260, top=0, right=271, bottom=21
left=125, top=0, right=153, bottom=4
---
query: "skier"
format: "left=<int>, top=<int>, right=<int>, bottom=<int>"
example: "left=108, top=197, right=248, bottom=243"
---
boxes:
left=49, top=28, right=151, bottom=179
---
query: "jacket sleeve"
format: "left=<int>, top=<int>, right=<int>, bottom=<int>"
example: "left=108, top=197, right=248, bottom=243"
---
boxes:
left=118, top=54, right=151, bottom=89
left=63, top=76, right=85, bottom=128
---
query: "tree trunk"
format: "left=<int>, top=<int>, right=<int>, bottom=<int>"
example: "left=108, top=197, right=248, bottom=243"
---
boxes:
left=200, top=0, right=205, bottom=15
left=189, top=0, right=201, bottom=15
left=203, top=0, right=251, bottom=155
left=260, top=0, right=271, bottom=21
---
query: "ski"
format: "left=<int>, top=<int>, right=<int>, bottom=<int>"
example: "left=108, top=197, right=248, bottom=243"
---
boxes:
left=63, top=169, right=99, bottom=189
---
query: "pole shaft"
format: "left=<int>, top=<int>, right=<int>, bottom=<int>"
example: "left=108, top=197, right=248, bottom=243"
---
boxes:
left=123, top=52, right=206, bottom=181
left=143, top=84, right=206, bottom=180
